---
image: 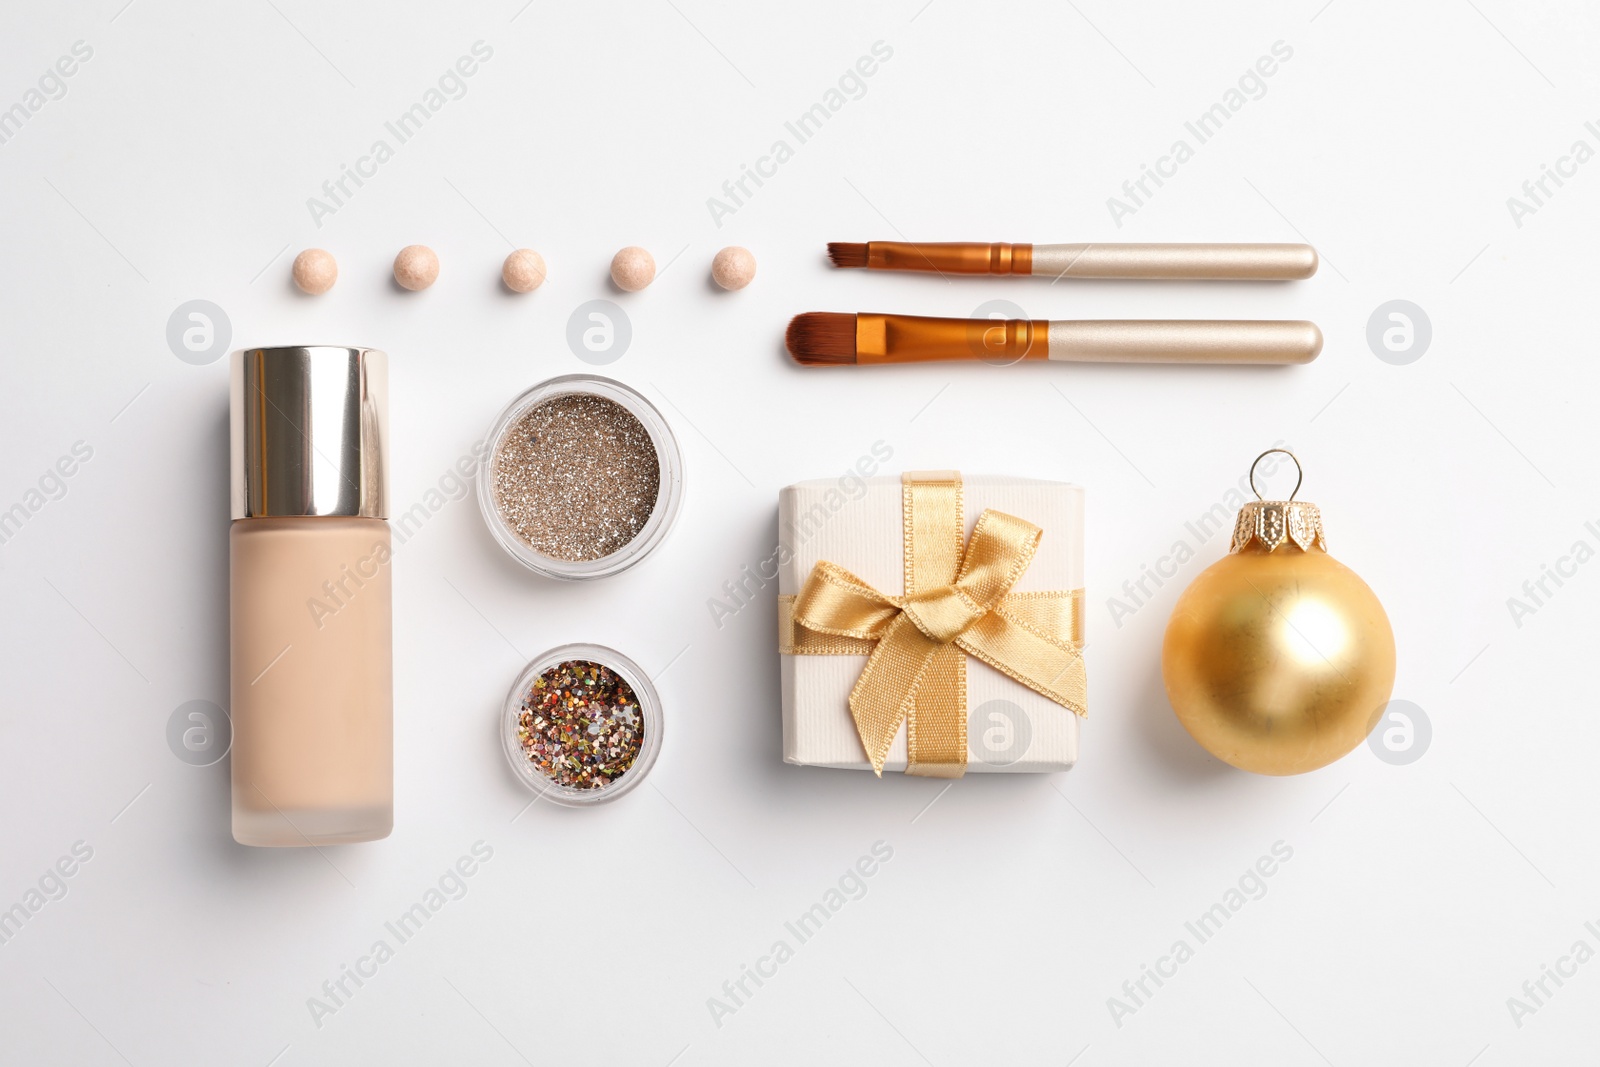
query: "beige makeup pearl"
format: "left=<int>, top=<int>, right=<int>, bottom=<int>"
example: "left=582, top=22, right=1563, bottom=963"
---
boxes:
left=393, top=245, right=439, bottom=291
left=711, top=246, right=756, bottom=290
left=502, top=249, right=547, bottom=293
left=292, top=248, right=338, bottom=295
left=610, top=246, right=656, bottom=292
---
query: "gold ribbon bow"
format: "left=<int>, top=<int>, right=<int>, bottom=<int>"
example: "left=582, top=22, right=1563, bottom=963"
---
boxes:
left=779, top=472, right=1086, bottom=777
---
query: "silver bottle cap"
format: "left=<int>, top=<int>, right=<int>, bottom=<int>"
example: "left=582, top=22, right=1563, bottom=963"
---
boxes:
left=230, top=346, right=388, bottom=520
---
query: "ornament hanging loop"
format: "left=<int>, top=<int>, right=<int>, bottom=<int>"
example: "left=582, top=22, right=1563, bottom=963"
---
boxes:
left=1249, top=449, right=1303, bottom=502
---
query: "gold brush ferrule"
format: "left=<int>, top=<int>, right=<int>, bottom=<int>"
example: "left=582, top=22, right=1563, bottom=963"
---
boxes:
left=864, top=242, right=1033, bottom=275
left=856, top=314, right=1051, bottom=364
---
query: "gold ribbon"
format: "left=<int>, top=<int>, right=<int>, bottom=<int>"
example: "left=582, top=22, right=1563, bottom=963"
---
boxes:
left=779, top=472, right=1087, bottom=777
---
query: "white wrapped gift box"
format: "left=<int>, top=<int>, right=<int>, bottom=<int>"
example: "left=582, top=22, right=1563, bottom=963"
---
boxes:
left=778, top=474, right=1085, bottom=773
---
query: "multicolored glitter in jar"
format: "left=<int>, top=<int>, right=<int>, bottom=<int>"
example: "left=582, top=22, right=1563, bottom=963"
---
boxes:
left=478, top=375, right=684, bottom=580
left=501, top=644, right=663, bottom=805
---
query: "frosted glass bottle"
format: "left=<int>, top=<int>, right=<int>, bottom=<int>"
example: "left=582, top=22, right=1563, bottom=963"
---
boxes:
left=229, top=347, right=393, bottom=846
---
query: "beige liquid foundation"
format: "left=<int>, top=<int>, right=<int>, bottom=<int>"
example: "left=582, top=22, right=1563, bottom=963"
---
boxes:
left=230, top=346, right=393, bottom=846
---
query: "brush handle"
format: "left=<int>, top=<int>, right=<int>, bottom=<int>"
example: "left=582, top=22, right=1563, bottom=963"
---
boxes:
left=1033, top=243, right=1318, bottom=281
left=852, top=314, right=1320, bottom=365
left=1046, top=319, right=1322, bottom=364
left=856, top=241, right=1317, bottom=280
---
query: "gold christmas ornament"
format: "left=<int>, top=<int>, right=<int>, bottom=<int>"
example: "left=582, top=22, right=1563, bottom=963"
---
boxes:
left=1162, top=450, right=1396, bottom=775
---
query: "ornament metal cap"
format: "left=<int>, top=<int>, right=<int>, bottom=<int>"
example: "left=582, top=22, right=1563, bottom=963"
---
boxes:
left=1230, top=449, right=1327, bottom=553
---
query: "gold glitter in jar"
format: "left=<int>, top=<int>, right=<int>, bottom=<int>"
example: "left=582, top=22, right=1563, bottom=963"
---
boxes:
left=493, top=393, right=661, bottom=562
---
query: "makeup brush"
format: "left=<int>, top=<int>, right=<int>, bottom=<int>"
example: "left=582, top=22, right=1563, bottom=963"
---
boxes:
left=785, top=313, right=1322, bottom=366
left=826, top=242, right=1318, bottom=281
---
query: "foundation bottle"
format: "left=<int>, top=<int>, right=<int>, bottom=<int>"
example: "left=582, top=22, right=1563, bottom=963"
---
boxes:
left=229, top=346, right=393, bottom=846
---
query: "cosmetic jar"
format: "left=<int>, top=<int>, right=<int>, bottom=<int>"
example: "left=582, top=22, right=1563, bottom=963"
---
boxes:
left=478, top=374, right=683, bottom=580
left=501, top=643, right=663, bottom=806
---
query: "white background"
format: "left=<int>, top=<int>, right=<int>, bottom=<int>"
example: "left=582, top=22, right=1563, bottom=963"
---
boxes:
left=1, top=0, right=1596, bottom=1063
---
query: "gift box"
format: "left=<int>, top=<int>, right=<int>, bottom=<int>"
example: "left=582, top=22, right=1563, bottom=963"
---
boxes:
left=778, top=471, right=1086, bottom=776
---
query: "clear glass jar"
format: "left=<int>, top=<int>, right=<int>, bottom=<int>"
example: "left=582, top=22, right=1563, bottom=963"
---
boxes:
left=477, top=374, right=684, bottom=580
left=500, top=643, right=663, bottom=806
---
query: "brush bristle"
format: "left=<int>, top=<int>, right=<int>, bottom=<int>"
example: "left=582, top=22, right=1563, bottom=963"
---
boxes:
left=826, top=242, right=868, bottom=269
left=786, top=313, right=858, bottom=366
